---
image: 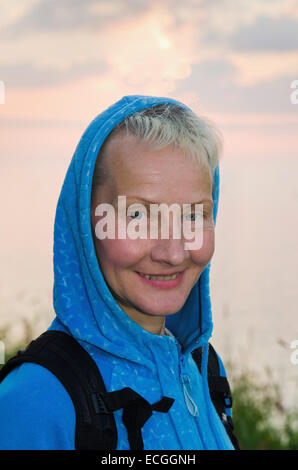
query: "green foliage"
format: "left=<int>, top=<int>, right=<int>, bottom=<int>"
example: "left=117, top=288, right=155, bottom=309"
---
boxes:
left=230, top=366, right=298, bottom=450
left=0, top=319, right=33, bottom=371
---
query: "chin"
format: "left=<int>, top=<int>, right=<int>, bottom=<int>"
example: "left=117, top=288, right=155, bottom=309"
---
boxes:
left=135, top=298, right=186, bottom=317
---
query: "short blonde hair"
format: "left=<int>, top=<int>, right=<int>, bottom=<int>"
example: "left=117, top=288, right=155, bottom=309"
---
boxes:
left=91, top=104, right=222, bottom=204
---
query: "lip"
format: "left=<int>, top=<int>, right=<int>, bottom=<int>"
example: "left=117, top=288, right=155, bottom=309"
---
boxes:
left=136, top=270, right=185, bottom=289
left=138, top=271, right=184, bottom=276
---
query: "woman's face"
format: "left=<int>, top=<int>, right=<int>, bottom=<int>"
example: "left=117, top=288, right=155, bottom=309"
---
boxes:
left=91, top=132, right=215, bottom=333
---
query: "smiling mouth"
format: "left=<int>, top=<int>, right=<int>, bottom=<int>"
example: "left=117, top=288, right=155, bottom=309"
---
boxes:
left=137, top=272, right=182, bottom=281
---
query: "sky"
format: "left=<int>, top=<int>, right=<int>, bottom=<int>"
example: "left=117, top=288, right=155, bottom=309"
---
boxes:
left=0, top=0, right=298, bottom=405
left=0, top=0, right=298, bottom=161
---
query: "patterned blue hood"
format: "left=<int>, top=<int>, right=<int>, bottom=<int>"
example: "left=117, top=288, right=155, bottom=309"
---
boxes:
left=51, top=94, right=220, bottom=359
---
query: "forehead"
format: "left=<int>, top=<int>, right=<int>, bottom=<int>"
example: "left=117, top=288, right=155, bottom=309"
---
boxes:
left=99, top=131, right=213, bottom=202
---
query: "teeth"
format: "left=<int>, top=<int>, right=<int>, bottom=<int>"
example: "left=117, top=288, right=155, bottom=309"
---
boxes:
left=139, top=272, right=180, bottom=280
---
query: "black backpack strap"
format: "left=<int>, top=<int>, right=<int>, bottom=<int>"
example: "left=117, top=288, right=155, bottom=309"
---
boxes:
left=0, top=330, right=118, bottom=450
left=0, top=330, right=174, bottom=450
left=191, top=343, right=241, bottom=450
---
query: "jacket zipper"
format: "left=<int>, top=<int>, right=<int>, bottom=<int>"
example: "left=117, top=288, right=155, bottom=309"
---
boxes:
left=179, top=354, right=199, bottom=417
left=179, top=351, right=213, bottom=449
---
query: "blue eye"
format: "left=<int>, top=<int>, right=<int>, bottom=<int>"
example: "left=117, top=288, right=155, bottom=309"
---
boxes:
left=185, top=213, right=202, bottom=222
left=128, top=210, right=146, bottom=220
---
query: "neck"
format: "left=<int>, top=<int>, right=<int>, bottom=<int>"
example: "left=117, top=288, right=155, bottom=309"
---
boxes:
left=106, top=282, right=166, bottom=335
left=122, top=303, right=166, bottom=335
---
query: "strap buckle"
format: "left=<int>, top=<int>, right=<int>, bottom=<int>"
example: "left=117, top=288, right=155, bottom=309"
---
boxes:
left=224, top=391, right=233, bottom=408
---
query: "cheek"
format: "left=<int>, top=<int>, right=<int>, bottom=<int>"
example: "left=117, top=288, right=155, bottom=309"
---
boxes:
left=190, top=229, right=215, bottom=266
left=94, top=237, right=148, bottom=269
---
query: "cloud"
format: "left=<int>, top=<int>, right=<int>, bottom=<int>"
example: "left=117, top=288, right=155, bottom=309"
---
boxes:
left=1, top=0, right=297, bottom=86
left=173, top=58, right=298, bottom=114
left=1, top=0, right=150, bottom=36
left=227, top=51, right=298, bottom=86
left=0, top=60, right=107, bottom=88
left=1, top=0, right=298, bottom=121
left=101, top=4, right=200, bottom=91
left=0, top=0, right=40, bottom=30
left=230, top=15, right=298, bottom=51
left=0, top=3, right=202, bottom=96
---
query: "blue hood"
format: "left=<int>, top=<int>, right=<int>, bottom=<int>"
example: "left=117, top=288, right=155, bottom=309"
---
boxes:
left=52, top=94, right=220, bottom=359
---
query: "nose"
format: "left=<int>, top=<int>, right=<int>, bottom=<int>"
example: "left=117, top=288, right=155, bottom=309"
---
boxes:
left=149, top=209, right=191, bottom=266
left=150, top=236, right=189, bottom=266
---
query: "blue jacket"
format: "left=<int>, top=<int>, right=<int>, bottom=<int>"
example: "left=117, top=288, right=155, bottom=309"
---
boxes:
left=0, top=95, right=235, bottom=450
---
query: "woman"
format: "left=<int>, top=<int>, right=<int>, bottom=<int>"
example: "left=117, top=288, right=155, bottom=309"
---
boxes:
left=0, top=95, right=236, bottom=450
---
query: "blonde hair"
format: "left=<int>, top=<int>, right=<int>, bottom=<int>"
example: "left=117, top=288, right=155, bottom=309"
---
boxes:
left=91, top=104, right=222, bottom=203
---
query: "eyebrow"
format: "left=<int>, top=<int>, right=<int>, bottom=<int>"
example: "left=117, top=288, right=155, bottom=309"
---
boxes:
left=124, top=196, right=213, bottom=207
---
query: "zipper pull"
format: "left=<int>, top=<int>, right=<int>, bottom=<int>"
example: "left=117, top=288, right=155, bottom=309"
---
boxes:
left=180, top=356, right=199, bottom=417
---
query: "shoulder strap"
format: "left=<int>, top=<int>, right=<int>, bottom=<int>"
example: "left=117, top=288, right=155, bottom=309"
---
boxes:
left=191, top=343, right=241, bottom=450
left=0, top=330, right=174, bottom=450
left=0, top=330, right=118, bottom=450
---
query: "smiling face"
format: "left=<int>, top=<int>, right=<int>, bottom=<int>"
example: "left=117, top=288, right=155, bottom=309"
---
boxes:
left=90, top=131, right=215, bottom=335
